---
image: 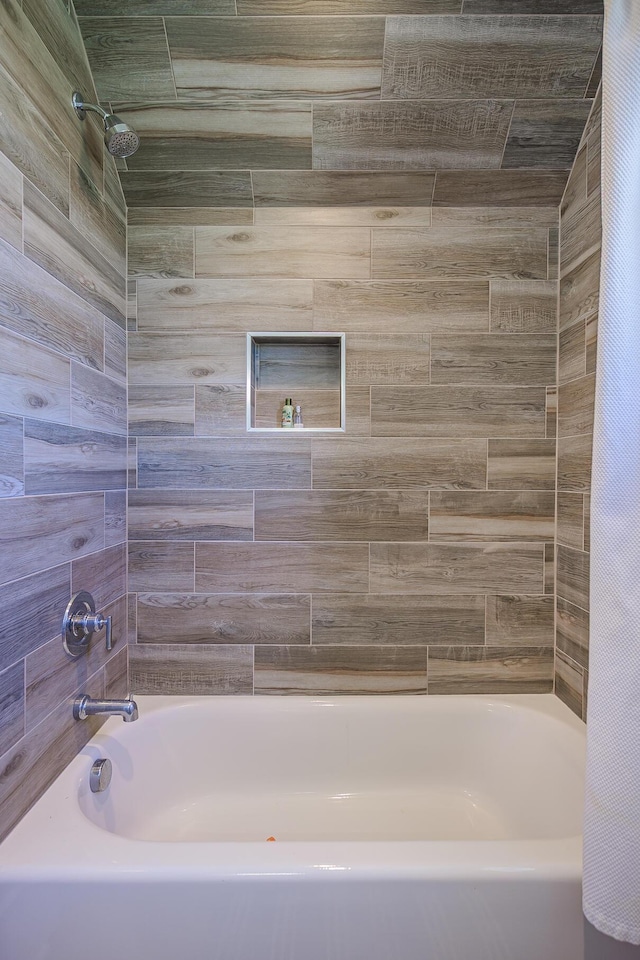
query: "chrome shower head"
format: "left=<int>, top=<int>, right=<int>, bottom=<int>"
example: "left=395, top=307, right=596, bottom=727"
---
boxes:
left=72, top=91, right=140, bottom=159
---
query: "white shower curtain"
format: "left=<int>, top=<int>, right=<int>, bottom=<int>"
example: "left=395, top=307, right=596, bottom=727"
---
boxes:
left=583, top=0, right=640, bottom=945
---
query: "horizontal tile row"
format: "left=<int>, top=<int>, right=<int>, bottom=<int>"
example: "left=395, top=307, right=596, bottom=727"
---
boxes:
left=128, top=641, right=554, bottom=697
left=76, top=2, right=604, bottom=17
left=132, top=437, right=557, bottom=489
left=81, top=15, right=601, bottom=103
left=134, top=591, right=554, bottom=646
left=128, top=540, right=548, bottom=594
left=128, top=219, right=559, bottom=280
left=128, top=489, right=554, bottom=542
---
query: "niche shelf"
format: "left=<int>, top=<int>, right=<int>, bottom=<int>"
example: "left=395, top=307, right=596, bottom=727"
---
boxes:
left=247, top=332, right=346, bottom=432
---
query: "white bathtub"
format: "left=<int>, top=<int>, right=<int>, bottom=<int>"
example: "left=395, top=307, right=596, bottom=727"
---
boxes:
left=0, top=694, right=585, bottom=960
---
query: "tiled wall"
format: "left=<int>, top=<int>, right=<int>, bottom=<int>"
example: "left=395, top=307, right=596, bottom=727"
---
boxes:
left=0, top=0, right=127, bottom=841
left=128, top=205, right=559, bottom=696
left=77, top=3, right=603, bottom=214
left=555, top=86, right=602, bottom=720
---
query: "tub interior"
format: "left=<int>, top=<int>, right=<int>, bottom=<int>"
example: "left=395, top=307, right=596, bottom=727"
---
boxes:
left=78, top=696, right=585, bottom=844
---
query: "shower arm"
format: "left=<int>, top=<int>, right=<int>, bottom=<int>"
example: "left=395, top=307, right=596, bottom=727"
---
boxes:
left=72, top=92, right=109, bottom=122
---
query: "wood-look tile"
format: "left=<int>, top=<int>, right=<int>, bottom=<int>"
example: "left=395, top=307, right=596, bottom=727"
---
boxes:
left=137, top=278, right=313, bottom=332
left=428, top=645, right=553, bottom=694
left=547, top=225, right=559, bottom=280
left=485, top=595, right=554, bottom=647
left=105, top=320, right=127, bottom=383
left=0, top=65, right=70, bottom=216
left=0, top=670, right=104, bottom=843
left=128, top=438, right=137, bottom=489
left=165, top=16, right=385, bottom=100
left=313, top=101, right=512, bottom=171
left=70, top=544, right=126, bottom=613
left=490, top=280, right=557, bottom=334
left=314, top=280, right=489, bottom=334
left=0, top=564, right=71, bottom=673
left=382, top=15, right=602, bottom=99
left=371, top=386, right=546, bottom=438
left=255, top=645, right=428, bottom=696
left=0, top=0, right=103, bottom=190
left=430, top=491, right=554, bottom=542
left=584, top=493, right=591, bottom=553
left=0, top=152, right=22, bottom=252
left=253, top=172, right=435, bottom=207
left=195, top=226, right=371, bottom=279
left=431, top=207, right=558, bottom=229
left=196, top=542, right=369, bottom=593
left=559, top=321, right=586, bottom=386
left=432, top=171, right=568, bottom=206
left=555, top=648, right=584, bottom=719
left=105, top=490, right=126, bottom=547
left=502, top=100, right=592, bottom=169
left=312, top=594, right=485, bottom=646
left=255, top=491, right=429, bottom=542
left=545, top=385, right=557, bottom=439
left=129, top=490, right=253, bottom=541
left=128, top=226, right=194, bottom=280
left=560, top=190, right=601, bottom=278
left=71, top=364, right=127, bottom=436
left=431, top=334, right=556, bottom=386
left=77, top=0, right=236, bottom=12
left=129, top=332, right=245, bottom=386
left=255, top=207, right=432, bottom=228
left=128, top=208, right=254, bottom=227
left=0, top=662, right=24, bottom=756
left=24, top=421, right=127, bottom=495
left=105, top=646, right=128, bottom=700
left=79, top=17, right=175, bottom=100
left=559, top=249, right=599, bottom=332
left=557, top=433, right=591, bottom=493
left=585, top=48, right=602, bottom=99
left=129, top=644, right=253, bottom=696
left=463, top=1, right=602, bottom=10
left=370, top=542, right=544, bottom=595
left=129, top=385, right=195, bottom=437
left=312, top=437, right=486, bottom=490
left=128, top=591, right=137, bottom=644
left=487, top=439, right=556, bottom=490
left=0, top=413, right=24, bottom=498
left=23, top=0, right=97, bottom=95
left=138, top=438, right=311, bottom=490
left=544, top=542, right=554, bottom=596
left=561, top=144, right=587, bottom=216
left=372, top=225, right=548, bottom=280
left=0, top=327, right=70, bottom=424
left=128, top=541, right=195, bottom=592
left=25, top=595, right=126, bottom=731
left=23, top=182, right=126, bottom=328
left=69, top=162, right=126, bottom=279
left=558, top=373, right=595, bottom=437
left=586, top=119, right=601, bottom=199
left=0, top=240, right=106, bottom=371
left=556, top=596, right=589, bottom=670
left=194, top=385, right=245, bottom=436
left=118, top=104, right=311, bottom=173
left=121, top=170, right=254, bottom=208
left=346, top=334, right=430, bottom=385
left=0, top=493, right=104, bottom=585
left=557, top=544, right=589, bottom=610
left=239, top=0, right=459, bottom=11
left=137, top=593, right=310, bottom=645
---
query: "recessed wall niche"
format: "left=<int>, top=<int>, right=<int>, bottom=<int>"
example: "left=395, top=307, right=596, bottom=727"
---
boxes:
left=247, top=333, right=346, bottom=432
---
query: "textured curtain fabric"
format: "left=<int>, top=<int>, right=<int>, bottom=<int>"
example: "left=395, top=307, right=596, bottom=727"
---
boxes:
left=583, top=0, right=640, bottom=945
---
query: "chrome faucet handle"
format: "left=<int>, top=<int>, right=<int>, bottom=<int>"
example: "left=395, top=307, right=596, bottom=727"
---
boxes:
left=62, top=591, right=113, bottom=658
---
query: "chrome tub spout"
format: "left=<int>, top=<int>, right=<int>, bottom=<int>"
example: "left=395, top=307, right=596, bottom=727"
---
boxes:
left=73, top=695, right=139, bottom=722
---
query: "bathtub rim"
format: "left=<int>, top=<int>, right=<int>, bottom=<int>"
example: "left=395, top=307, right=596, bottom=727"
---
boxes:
left=0, top=692, right=585, bottom=883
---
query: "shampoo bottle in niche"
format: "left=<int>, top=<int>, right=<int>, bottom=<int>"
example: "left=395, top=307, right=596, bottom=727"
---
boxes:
left=281, top=397, right=293, bottom=428
left=293, top=405, right=304, bottom=428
